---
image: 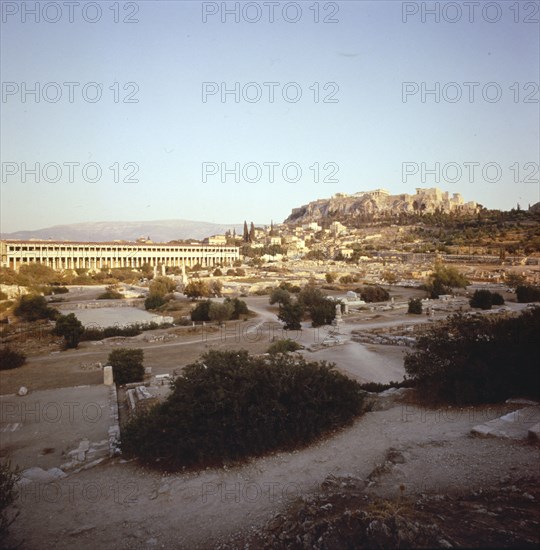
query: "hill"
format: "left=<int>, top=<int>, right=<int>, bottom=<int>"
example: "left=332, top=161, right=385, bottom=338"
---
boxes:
left=284, top=187, right=478, bottom=225
left=0, top=219, right=244, bottom=243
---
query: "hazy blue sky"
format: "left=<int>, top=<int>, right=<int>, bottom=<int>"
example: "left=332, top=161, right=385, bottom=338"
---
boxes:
left=1, top=0, right=539, bottom=232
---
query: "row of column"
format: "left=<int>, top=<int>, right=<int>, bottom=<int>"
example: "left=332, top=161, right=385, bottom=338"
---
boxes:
left=9, top=254, right=235, bottom=271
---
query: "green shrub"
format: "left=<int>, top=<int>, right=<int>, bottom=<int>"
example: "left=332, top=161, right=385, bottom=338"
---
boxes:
left=269, top=287, right=291, bottom=306
left=51, top=286, right=69, bottom=294
left=224, top=297, right=249, bottom=319
left=0, top=348, right=26, bottom=370
left=0, top=459, right=19, bottom=545
left=469, top=289, right=506, bottom=309
left=358, top=379, right=415, bottom=393
left=97, top=286, right=124, bottom=300
left=267, top=339, right=302, bottom=355
left=425, top=264, right=469, bottom=298
left=191, top=300, right=211, bottom=322
left=516, top=285, right=540, bottom=303
left=325, top=273, right=337, bottom=284
left=82, top=325, right=142, bottom=341
left=469, top=289, right=493, bottom=310
left=208, top=301, right=233, bottom=323
left=405, top=309, right=540, bottom=404
left=53, top=313, right=85, bottom=349
left=0, top=291, right=9, bottom=300
left=122, top=350, right=364, bottom=469
left=13, top=294, right=56, bottom=321
left=278, top=301, right=304, bottom=330
left=145, top=294, right=166, bottom=310
left=360, top=286, right=390, bottom=303
left=408, top=298, right=423, bottom=314
left=108, top=348, right=144, bottom=385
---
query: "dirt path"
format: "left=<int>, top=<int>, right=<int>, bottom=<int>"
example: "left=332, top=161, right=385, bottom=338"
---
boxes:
left=7, top=401, right=539, bottom=549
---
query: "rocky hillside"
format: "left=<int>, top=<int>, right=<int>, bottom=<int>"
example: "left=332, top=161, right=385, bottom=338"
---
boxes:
left=284, top=187, right=478, bottom=225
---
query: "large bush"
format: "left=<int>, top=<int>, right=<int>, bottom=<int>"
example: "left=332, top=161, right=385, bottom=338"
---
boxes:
left=14, top=294, right=56, bottom=321
left=208, top=301, right=233, bottom=324
left=122, top=350, right=364, bottom=469
left=278, top=301, right=304, bottom=330
left=97, top=285, right=124, bottom=300
left=408, top=298, right=423, bottom=314
left=53, top=313, right=85, bottom=349
left=0, top=348, right=26, bottom=370
left=82, top=325, right=142, bottom=341
left=404, top=309, right=540, bottom=404
left=360, top=286, right=390, bottom=303
left=0, top=459, right=19, bottom=545
left=108, top=348, right=144, bottom=385
left=267, top=339, right=302, bottom=355
left=425, top=264, right=469, bottom=298
left=469, top=290, right=505, bottom=310
left=298, top=286, right=336, bottom=327
left=145, top=294, right=166, bottom=310
left=190, top=300, right=211, bottom=322
left=516, top=285, right=540, bottom=303
left=224, top=297, right=249, bottom=320
left=469, top=289, right=493, bottom=310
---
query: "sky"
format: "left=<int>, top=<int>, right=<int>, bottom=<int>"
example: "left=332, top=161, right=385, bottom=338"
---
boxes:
left=1, top=0, right=539, bottom=232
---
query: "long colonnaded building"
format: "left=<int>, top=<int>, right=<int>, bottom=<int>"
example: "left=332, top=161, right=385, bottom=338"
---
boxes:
left=0, top=240, right=240, bottom=271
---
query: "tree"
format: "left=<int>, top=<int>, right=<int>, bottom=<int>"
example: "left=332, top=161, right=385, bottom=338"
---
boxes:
left=426, top=264, right=469, bottom=298
left=269, top=287, right=291, bottom=306
left=225, top=297, right=249, bottom=319
left=210, top=280, right=223, bottom=297
left=208, top=301, right=234, bottom=324
left=53, top=313, right=85, bottom=349
left=243, top=220, right=249, bottom=242
left=0, top=348, right=26, bottom=370
left=278, top=301, right=304, bottom=330
left=184, top=279, right=211, bottom=300
left=249, top=222, right=255, bottom=243
left=150, top=276, right=177, bottom=296
left=108, top=348, right=144, bottom=385
left=213, top=268, right=223, bottom=277
left=309, top=298, right=336, bottom=327
left=298, top=286, right=337, bottom=327
left=408, top=298, right=423, bottom=314
left=191, top=300, right=211, bottom=322
left=14, top=294, right=56, bottom=321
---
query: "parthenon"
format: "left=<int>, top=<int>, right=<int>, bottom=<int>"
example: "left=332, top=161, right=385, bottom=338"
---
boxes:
left=0, top=240, right=240, bottom=271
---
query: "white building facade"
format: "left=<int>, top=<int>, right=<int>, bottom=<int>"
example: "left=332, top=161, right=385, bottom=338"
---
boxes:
left=0, top=240, right=240, bottom=271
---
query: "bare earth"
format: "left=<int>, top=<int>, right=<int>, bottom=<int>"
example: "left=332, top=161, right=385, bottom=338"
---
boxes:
left=6, top=400, right=539, bottom=549
left=2, top=295, right=539, bottom=548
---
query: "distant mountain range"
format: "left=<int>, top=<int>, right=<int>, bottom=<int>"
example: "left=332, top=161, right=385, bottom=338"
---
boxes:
left=1, top=220, right=245, bottom=243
